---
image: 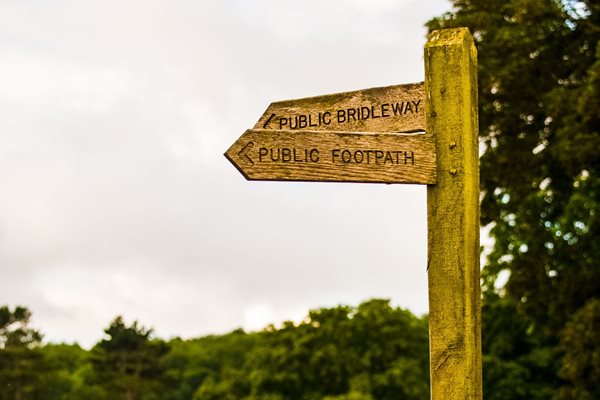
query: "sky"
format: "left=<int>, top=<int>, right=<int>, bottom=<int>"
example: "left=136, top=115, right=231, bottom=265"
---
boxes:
left=0, top=0, right=452, bottom=347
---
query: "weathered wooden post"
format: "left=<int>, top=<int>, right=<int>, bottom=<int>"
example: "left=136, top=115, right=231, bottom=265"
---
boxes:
left=225, top=26, right=482, bottom=400
left=425, top=28, right=482, bottom=399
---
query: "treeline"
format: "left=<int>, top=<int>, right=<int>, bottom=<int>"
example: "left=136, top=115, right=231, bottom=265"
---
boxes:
left=0, top=300, right=430, bottom=400
left=2, top=294, right=599, bottom=399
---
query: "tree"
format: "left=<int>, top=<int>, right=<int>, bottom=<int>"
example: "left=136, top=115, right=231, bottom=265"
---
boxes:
left=34, top=343, right=91, bottom=400
left=555, top=298, right=600, bottom=400
left=428, top=1, right=600, bottom=398
left=349, top=300, right=429, bottom=400
left=163, top=330, right=259, bottom=400
left=0, top=306, right=43, bottom=400
left=480, top=293, right=555, bottom=400
left=241, top=300, right=429, bottom=400
left=0, top=306, right=42, bottom=350
left=89, top=316, right=169, bottom=400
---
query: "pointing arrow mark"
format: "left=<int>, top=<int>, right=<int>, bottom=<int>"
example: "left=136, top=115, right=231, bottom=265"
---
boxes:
left=238, top=141, right=255, bottom=165
left=263, top=113, right=276, bottom=129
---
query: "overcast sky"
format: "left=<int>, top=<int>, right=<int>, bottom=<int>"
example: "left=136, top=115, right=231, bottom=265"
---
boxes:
left=0, top=0, right=451, bottom=347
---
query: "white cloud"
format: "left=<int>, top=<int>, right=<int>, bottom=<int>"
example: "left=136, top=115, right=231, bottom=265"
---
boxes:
left=0, top=0, right=450, bottom=347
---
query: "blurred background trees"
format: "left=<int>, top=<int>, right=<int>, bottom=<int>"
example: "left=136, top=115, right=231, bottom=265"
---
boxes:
left=87, top=316, right=170, bottom=400
left=0, top=302, right=428, bottom=400
left=0, top=306, right=43, bottom=400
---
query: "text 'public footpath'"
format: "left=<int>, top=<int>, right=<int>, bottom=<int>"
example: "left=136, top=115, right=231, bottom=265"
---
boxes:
left=257, top=146, right=416, bottom=166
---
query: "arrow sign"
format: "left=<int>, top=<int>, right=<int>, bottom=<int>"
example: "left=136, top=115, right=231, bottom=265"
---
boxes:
left=225, top=129, right=436, bottom=184
left=254, top=82, right=424, bottom=133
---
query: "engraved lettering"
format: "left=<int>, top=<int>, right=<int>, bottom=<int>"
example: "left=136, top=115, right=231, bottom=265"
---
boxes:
left=279, top=117, right=288, bottom=129
left=258, top=147, right=322, bottom=163
left=361, top=106, right=370, bottom=120
left=273, top=97, right=420, bottom=131
left=384, top=151, right=394, bottom=164
left=332, top=149, right=341, bottom=163
left=381, top=103, right=390, bottom=118
left=342, top=150, right=352, bottom=163
left=412, top=100, right=421, bottom=113
left=259, top=147, right=268, bottom=162
left=298, top=115, right=307, bottom=129
left=392, top=102, right=403, bottom=115
left=371, top=105, right=380, bottom=119
left=271, top=148, right=280, bottom=161
left=310, top=149, right=320, bottom=162
left=354, top=150, right=364, bottom=163
left=328, top=148, right=416, bottom=166
left=347, top=108, right=357, bottom=122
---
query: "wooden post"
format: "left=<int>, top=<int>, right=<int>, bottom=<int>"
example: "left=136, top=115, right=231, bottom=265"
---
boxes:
left=425, top=28, right=482, bottom=399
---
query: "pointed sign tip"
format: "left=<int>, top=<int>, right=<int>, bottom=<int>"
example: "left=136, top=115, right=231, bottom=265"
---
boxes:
left=224, top=141, right=253, bottom=182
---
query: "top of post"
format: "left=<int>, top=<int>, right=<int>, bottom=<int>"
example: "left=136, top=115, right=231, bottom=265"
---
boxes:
left=425, top=27, right=474, bottom=49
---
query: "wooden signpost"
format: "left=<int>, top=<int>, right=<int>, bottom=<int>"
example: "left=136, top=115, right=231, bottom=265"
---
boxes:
left=225, top=28, right=481, bottom=400
left=225, top=82, right=434, bottom=184
left=225, top=128, right=435, bottom=183
left=254, top=82, right=425, bottom=133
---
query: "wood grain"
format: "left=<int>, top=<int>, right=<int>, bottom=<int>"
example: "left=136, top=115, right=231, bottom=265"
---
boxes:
left=254, top=82, right=425, bottom=133
left=425, top=28, right=482, bottom=400
left=225, top=129, right=436, bottom=184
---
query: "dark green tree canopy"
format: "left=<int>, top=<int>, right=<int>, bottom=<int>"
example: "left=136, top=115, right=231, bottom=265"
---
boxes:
left=0, top=306, right=43, bottom=400
left=0, top=306, right=42, bottom=350
left=90, top=316, right=170, bottom=400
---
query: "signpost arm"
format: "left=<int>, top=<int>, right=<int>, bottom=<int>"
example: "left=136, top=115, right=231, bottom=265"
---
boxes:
left=425, top=28, right=482, bottom=399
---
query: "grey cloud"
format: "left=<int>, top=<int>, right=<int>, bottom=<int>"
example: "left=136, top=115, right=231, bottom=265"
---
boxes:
left=0, top=0, right=449, bottom=347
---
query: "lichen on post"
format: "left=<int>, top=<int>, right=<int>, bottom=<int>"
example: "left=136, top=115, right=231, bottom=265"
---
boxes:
left=425, top=28, right=482, bottom=400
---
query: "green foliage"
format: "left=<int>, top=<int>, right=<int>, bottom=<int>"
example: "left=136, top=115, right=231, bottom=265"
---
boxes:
left=164, top=330, right=259, bottom=400
left=213, top=299, right=430, bottom=400
left=0, top=301, right=430, bottom=399
left=480, top=293, right=556, bottom=400
left=0, top=306, right=43, bottom=400
left=555, top=298, right=600, bottom=400
left=428, top=1, right=600, bottom=398
left=153, top=300, right=429, bottom=400
left=323, top=392, right=373, bottom=400
left=0, top=306, right=42, bottom=350
left=88, top=316, right=170, bottom=400
left=32, top=343, right=90, bottom=400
